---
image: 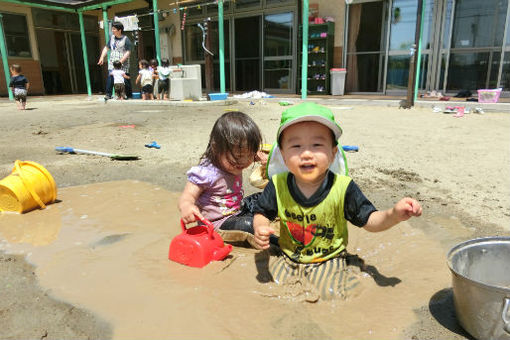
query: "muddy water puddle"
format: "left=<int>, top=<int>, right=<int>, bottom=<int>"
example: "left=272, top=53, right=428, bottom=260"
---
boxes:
left=0, top=181, right=459, bottom=339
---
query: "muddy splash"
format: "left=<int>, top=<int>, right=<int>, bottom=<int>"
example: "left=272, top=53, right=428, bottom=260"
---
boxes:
left=0, top=181, right=454, bottom=339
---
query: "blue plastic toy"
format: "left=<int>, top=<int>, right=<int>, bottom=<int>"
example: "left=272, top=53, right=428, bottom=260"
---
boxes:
left=342, top=145, right=359, bottom=152
left=145, top=141, right=161, bottom=149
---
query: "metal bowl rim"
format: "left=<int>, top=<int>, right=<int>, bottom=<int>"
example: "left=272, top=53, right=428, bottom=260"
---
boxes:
left=447, top=236, right=510, bottom=293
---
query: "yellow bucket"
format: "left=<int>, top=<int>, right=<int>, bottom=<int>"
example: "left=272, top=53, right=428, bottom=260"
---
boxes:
left=0, top=160, right=57, bottom=213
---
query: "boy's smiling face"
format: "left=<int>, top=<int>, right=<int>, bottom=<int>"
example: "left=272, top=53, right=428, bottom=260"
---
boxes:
left=280, top=121, right=338, bottom=188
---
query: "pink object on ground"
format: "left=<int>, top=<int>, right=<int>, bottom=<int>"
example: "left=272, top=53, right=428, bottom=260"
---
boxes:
left=453, top=106, right=465, bottom=118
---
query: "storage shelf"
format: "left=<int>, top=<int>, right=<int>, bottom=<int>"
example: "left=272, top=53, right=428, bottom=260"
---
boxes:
left=298, top=22, right=334, bottom=95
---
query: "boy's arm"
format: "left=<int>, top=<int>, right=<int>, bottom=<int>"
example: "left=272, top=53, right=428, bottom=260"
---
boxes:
left=363, top=197, right=422, bottom=232
left=123, top=73, right=130, bottom=79
left=178, top=181, right=204, bottom=224
left=253, top=213, right=274, bottom=250
left=26, top=81, right=30, bottom=91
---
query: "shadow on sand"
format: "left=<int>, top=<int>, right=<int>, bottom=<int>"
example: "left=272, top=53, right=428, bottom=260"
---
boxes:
left=429, top=288, right=475, bottom=339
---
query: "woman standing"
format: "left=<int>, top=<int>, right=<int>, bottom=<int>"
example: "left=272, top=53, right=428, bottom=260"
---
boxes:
left=97, top=22, right=133, bottom=100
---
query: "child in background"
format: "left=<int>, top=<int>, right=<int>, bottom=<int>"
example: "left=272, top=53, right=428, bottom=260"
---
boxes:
left=9, top=64, right=30, bottom=110
left=252, top=102, right=422, bottom=300
left=110, top=61, right=130, bottom=100
left=149, top=59, right=159, bottom=100
left=179, top=111, right=268, bottom=247
left=136, top=59, right=154, bottom=100
left=157, top=58, right=171, bottom=100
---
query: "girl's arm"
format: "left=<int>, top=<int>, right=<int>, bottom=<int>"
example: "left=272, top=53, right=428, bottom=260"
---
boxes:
left=26, top=82, right=30, bottom=91
left=364, top=197, right=422, bottom=232
left=135, top=74, right=141, bottom=84
left=253, top=213, right=274, bottom=250
left=123, top=73, right=130, bottom=79
left=178, top=181, right=204, bottom=224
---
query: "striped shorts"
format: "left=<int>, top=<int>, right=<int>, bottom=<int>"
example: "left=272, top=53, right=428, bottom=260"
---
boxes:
left=268, top=252, right=362, bottom=301
left=14, top=88, right=27, bottom=102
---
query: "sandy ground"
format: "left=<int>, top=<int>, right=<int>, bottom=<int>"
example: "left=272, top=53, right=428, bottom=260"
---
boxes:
left=0, top=96, right=509, bottom=340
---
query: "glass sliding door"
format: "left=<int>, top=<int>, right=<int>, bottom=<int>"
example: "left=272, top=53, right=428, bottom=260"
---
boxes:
left=263, top=11, right=294, bottom=92
left=442, top=0, right=509, bottom=92
left=345, top=1, right=386, bottom=92
left=234, top=16, right=261, bottom=91
left=386, top=0, right=434, bottom=93
left=502, top=9, right=510, bottom=91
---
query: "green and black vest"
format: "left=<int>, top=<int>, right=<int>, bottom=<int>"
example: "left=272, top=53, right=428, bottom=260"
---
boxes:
left=273, top=172, right=351, bottom=263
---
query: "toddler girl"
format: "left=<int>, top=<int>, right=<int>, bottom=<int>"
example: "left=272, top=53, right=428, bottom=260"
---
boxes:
left=135, top=59, right=154, bottom=100
left=157, top=58, right=171, bottom=100
left=179, top=111, right=267, bottom=245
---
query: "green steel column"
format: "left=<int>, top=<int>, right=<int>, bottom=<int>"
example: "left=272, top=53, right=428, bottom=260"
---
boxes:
left=0, top=13, right=13, bottom=100
left=102, top=7, right=110, bottom=65
left=153, top=0, right=161, bottom=64
left=301, top=0, right=309, bottom=100
left=413, top=0, right=426, bottom=102
left=218, top=0, right=225, bottom=93
left=78, top=11, right=92, bottom=96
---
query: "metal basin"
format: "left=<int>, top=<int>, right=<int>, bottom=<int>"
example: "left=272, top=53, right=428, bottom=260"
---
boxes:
left=447, top=237, right=510, bottom=340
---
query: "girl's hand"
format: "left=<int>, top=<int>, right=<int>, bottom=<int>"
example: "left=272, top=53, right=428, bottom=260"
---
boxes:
left=180, top=202, right=204, bottom=224
left=394, top=197, right=422, bottom=221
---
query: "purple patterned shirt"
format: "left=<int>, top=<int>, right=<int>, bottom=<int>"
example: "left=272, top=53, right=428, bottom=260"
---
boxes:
left=187, top=161, right=243, bottom=229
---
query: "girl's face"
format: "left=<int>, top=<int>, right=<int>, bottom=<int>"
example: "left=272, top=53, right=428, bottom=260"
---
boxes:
left=139, top=63, right=144, bottom=69
left=219, top=146, right=255, bottom=176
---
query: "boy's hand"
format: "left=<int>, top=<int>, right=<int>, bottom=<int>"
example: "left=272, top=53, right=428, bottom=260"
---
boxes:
left=254, top=226, right=274, bottom=250
left=179, top=203, right=204, bottom=224
left=394, top=197, right=422, bottom=221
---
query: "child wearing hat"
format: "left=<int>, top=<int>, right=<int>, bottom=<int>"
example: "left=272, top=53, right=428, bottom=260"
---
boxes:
left=252, top=102, right=422, bottom=300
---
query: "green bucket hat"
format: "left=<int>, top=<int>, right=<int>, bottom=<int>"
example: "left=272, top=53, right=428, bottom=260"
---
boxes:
left=277, top=102, right=342, bottom=145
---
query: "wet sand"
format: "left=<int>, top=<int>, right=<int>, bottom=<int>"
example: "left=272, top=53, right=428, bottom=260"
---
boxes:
left=0, top=181, right=463, bottom=339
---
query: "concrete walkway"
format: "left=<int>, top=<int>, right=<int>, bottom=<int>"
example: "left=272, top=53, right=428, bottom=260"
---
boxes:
left=1, top=93, right=509, bottom=112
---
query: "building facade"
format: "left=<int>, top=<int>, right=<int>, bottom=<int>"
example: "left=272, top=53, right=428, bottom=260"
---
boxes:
left=1, top=0, right=509, bottom=97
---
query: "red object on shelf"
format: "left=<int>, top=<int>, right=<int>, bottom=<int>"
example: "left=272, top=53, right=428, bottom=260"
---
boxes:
left=168, top=214, right=232, bottom=268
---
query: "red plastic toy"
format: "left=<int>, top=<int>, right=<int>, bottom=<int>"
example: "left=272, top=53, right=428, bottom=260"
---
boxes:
left=168, top=214, right=233, bottom=268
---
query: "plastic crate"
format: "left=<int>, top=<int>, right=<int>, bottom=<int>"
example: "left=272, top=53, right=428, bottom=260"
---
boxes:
left=477, top=88, right=502, bottom=103
left=132, top=92, right=141, bottom=99
left=208, top=93, right=228, bottom=101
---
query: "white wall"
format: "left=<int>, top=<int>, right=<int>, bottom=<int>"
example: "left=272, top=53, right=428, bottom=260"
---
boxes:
left=314, top=0, right=345, bottom=48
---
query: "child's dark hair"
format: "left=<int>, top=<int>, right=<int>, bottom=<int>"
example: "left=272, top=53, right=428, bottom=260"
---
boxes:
left=10, top=64, right=21, bottom=73
left=139, top=59, right=149, bottom=69
left=201, top=111, right=262, bottom=171
left=161, top=58, right=170, bottom=67
left=149, top=59, right=158, bottom=67
left=113, top=60, right=122, bottom=69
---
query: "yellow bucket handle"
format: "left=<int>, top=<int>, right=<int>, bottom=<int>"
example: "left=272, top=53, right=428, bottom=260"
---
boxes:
left=14, top=160, right=46, bottom=209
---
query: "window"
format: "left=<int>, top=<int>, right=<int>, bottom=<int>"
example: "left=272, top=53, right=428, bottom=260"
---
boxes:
left=0, top=13, right=31, bottom=58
